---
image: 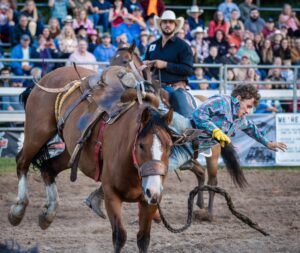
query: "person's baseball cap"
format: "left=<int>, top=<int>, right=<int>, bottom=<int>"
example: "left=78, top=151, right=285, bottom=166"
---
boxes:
left=102, top=32, right=111, bottom=38
left=267, top=17, right=275, bottom=23
left=21, top=34, right=31, bottom=41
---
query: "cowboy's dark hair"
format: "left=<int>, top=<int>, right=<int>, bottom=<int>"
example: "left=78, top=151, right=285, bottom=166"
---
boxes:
left=231, top=84, right=260, bottom=106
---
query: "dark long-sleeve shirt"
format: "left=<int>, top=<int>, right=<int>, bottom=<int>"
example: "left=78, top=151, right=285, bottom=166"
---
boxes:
left=144, top=36, right=194, bottom=84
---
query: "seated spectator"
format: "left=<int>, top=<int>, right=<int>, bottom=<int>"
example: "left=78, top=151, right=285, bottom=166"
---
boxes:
left=190, top=26, right=209, bottom=63
left=131, top=5, right=145, bottom=23
left=233, top=55, right=250, bottom=81
left=48, top=0, right=72, bottom=26
left=188, top=66, right=211, bottom=90
left=274, top=38, right=291, bottom=60
left=228, top=9, right=244, bottom=35
left=262, top=17, right=276, bottom=38
left=254, top=32, right=263, bottom=52
left=146, top=13, right=160, bottom=40
left=207, top=11, right=228, bottom=38
left=70, top=0, right=94, bottom=18
left=140, top=0, right=165, bottom=20
left=125, top=0, right=142, bottom=14
left=291, top=37, right=300, bottom=64
left=269, top=30, right=285, bottom=55
left=227, top=24, right=243, bottom=49
left=93, top=32, right=117, bottom=62
left=268, top=67, right=286, bottom=89
left=20, top=0, right=44, bottom=37
left=244, top=8, right=265, bottom=35
left=148, top=33, right=156, bottom=43
left=32, top=34, right=59, bottom=74
left=186, top=5, right=204, bottom=31
left=68, top=39, right=97, bottom=71
left=75, top=25, right=89, bottom=40
left=73, top=9, right=94, bottom=34
left=203, top=46, right=222, bottom=88
left=226, top=68, right=237, bottom=91
left=209, top=29, right=229, bottom=57
left=221, top=43, right=240, bottom=64
left=116, top=32, right=129, bottom=47
left=259, top=38, right=273, bottom=79
left=244, top=67, right=260, bottom=83
left=278, top=3, right=300, bottom=37
left=48, top=17, right=61, bottom=39
left=176, top=29, right=191, bottom=45
left=0, top=3, right=15, bottom=43
left=87, top=29, right=100, bottom=53
left=57, top=25, right=78, bottom=58
left=218, top=0, right=240, bottom=22
left=183, top=20, right=193, bottom=41
left=281, top=58, right=294, bottom=86
left=10, top=34, right=34, bottom=76
left=237, top=38, right=260, bottom=64
left=109, top=0, right=128, bottom=41
left=10, top=15, right=33, bottom=46
left=92, top=0, right=111, bottom=33
left=239, top=0, right=257, bottom=22
left=138, top=30, right=149, bottom=59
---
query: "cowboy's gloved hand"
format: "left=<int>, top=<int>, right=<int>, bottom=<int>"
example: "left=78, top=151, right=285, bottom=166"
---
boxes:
left=212, top=128, right=231, bottom=148
left=267, top=141, right=287, bottom=152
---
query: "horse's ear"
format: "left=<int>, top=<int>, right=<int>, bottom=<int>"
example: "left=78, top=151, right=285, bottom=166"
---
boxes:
left=163, top=109, right=173, bottom=125
left=128, top=40, right=136, bottom=53
left=141, top=107, right=151, bottom=124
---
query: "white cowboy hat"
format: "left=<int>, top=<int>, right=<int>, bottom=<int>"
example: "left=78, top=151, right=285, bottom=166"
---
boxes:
left=154, top=10, right=184, bottom=35
left=186, top=5, right=204, bottom=16
left=191, top=26, right=205, bottom=38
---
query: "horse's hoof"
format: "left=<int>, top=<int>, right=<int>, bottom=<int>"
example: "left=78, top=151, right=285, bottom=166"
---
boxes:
left=8, top=200, right=29, bottom=226
left=193, top=209, right=214, bottom=222
left=38, top=213, right=53, bottom=230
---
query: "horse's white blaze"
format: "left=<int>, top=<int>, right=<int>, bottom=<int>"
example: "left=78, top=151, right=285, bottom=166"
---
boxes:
left=143, top=175, right=162, bottom=204
left=151, top=134, right=162, bottom=160
left=17, top=175, right=27, bottom=202
left=46, top=183, right=59, bottom=205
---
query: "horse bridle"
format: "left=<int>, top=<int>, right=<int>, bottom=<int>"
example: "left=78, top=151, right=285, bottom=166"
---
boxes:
left=132, top=121, right=168, bottom=178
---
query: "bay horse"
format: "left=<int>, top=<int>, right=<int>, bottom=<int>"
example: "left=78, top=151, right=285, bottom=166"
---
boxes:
left=110, top=43, right=246, bottom=221
left=9, top=62, right=175, bottom=252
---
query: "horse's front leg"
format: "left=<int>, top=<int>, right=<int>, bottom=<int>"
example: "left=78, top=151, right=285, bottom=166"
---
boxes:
left=104, top=187, right=127, bottom=253
left=137, top=201, right=157, bottom=253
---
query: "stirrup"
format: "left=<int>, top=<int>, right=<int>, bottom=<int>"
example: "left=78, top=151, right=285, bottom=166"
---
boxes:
left=85, top=187, right=106, bottom=219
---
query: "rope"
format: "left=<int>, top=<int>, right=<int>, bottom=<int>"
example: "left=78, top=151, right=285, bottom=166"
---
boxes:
left=157, top=185, right=270, bottom=236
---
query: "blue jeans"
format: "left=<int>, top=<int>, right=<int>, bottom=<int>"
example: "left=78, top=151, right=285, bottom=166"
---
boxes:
left=93, top=12, right=109, bottom=33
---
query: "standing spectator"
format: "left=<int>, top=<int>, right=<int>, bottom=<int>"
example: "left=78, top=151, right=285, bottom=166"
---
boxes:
left=124, top=0, right=142, bottom=14
left=0, top=3, right=14, bottom=43
left=68, top=39, right=97, bottom=71
left=203, top=46, right=222, bottom=88
left=109, top=0, right=128, bottom=42
left=207, top=11, right=228, bottom=38
left=10, top=34, right=34, bottom=76
left=190, top=26, right=209, bottom=63
left=48, top=0, right=72, bottom=26
left=244, top=8, right=265, bottom=35
left=220, top=43, right=240, bottom=64
left=262, top=17, right=276, bottom=39
left=228, top=9, right=244, bottom=35
left=10, top=15, right=33, bottom=46
left=209, top=29, right=229, bottom=57
left=239, top=0, right=257, bottom=22
left=140, top=0, right=165, bottom=20
left=227, top=24, right=243, bottom=49
left=218, top=0, right=240, bottom=22
left=69, top=0, right=94, bottom=17
left=87, top=28, right=100, bottom=53
left=291, top=38, right=300, bottom=64
left=92, top=0, right=111, bottom=33
left=93, top=32, right=117, bottom=62
left=237, top=38, right=260, bottom=65
left=278, top=4, right=300, bottom=37
left=57, top=25, right=78, bottom=58
left=48, top=17, right=61, bottom=39
left=138, top=30, right=149, bottom=59
left=186, top=5, right=204, bottom=31
left=73, top=9, right=94, bottom=34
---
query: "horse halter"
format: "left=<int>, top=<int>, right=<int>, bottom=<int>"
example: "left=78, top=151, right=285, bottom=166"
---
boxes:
left=132, top=122, right=168, bottom=178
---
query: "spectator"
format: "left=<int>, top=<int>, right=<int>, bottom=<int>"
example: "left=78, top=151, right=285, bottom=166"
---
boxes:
left=69, top=0, right=94, bottom=17
left=115, top=32, right=129, bottom=47
left=269, top=30, right=285, bottom=54
left=239, top=0, right=257, bottom=22
left=124, top=0, right=142, bottom=14
left=138, top=30, right=149, bottom=59
left=182, top=20, right=192, bottom=41
left=73, top=9, right=94, bottom=34
left=227, top=23, right=243, bottom=49
left=10, top=15, right=33, bottom=46
left=93, top=32, right=117, bottom=62
left=57, top=25, right=78, bottom=58
left=278, top=3, right=300, bottom=37
left=190, top=26, right=209, bottom=63
left=186, top=5, right=204, bottom=31
left=237, top=38, right=260, bottom=64
left=140, top=0, right=165, bottom=20
left=221, top=43, right=240, bottom=64
left=131, top=5, right=145, bottom=23
left=207, top=11, right=228, bottom=38
left=87, top=29, right=100, bottom=53
left=244, top=8, right=265, bottom=35
left=176, top=29, right=190, bottom=45
left=291, top=38, right=300, bottom=64
left=0, top=3, right=16, bottom=43
left=188, top=66, right=210, bottom=90
left=75, top=25, right=89, bottom=39
left=233, top=55, right=250, bottom=81
left=262, top=17, right=276, bottom=39
left=218, top=0, right=240, bottom=22
left=253, top=32, right=264, bottom=52
left=228, top=9, right=244, bottom=35
left=259, top=38, right=273, bottom=79
left=203, top=46, right=222, bottom=88
left=109, top=0, right=128, bottom=41
left=48, top=0, right=72, bottom=26
left=268, top=67, right=286, bottom=89
left=92, top=0, right=111, bottom=33
left=281, top=58, right=294, bottom=85
left=244, top=67, right=260, bottom=83
left=146, top=13, right=160, bottom=39
left=10, top=34, right=34, bottom=76
left=48, top=17, right=61, bottom=39
left=62, top=15, right=74, bottom=28
left=68, top=39, right=97, bottom=71
left=209, top=29, right=229, bottom=57
left=20, top=0, right=44, bottom=37
left=274, top=38, right=291, bottom=60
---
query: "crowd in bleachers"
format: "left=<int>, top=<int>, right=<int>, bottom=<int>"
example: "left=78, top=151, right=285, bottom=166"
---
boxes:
left=0, top=0, right=300, bottom=113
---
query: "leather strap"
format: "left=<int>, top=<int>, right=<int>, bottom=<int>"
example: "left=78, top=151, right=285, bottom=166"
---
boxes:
left=94, top=120, right=106, bottom=182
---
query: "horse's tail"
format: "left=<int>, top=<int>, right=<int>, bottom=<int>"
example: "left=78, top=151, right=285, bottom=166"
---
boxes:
left=19, top=86, right=33, bottom=109
left=221, top=143, right=248, bottom=189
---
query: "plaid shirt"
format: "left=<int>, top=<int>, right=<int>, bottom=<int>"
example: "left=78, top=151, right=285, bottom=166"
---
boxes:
left=192, top=95, right=269, bottom=148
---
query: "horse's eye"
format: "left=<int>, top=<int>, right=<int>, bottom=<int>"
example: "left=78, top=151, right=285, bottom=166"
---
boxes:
left=139, top=143, right=144, bottom=150
left=123, top=60, right=128, bottom=64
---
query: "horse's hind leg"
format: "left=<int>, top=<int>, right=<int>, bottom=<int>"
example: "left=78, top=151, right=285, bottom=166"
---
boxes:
left=190, top=160, right=205, bottom=209
left=39, top=150, right=70, bottom=230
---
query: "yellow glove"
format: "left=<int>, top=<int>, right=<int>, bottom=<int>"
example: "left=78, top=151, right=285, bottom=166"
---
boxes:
left=212, top=128, right=231, bottom=148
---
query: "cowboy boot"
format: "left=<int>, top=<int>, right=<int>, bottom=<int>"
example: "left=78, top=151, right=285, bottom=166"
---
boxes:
left=85, top=186, right=106, bottom=219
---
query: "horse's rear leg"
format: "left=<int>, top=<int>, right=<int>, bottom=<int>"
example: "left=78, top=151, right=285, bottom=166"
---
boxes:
left=190, top=160, right=205, bottom=209
left=39, top=150, right=70, bottom=230
left=104, top=187, right=127, bottom=253
left=137, top=201, right=157, bottom=253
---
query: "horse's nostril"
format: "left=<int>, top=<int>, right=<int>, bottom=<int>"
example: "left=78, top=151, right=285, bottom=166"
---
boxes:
left=146, top=189, right=151, bottom=198
left=150, top=198, right=157, bottom=204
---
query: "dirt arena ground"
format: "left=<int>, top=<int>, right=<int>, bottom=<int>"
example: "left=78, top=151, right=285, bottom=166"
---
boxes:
left=1, top=169, right=300, bottom=253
